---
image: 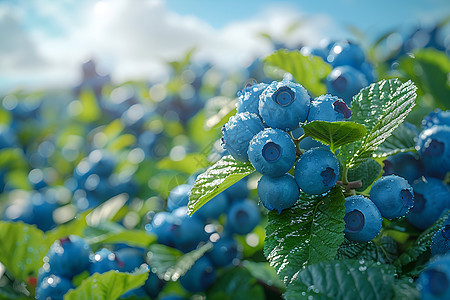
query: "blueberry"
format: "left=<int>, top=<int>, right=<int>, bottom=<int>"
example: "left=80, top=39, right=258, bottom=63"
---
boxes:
left=369, top=175, right=414, bottom=219
left=146, top=211, right=177, bottom=247
left=114, top=247, right=145, bottom=272
left=422, top=109, right=450, bottom=129
left=89, top=248, right=119, bottom=275
left=407, top=177, right=450, bottom=230
left=383, top=152, right=424, bottom=185
left=326, top=66, right=368, bottom=106
left=223, top=177, right=249, bottom=202
left=87, top=149, right=116, bottom=177
left=343, top=195, right=382, bottom=243
left=143, top=271, right=166, bottom=299
left=248, top=128, right=296, bottom=177
left=257, top=174, right=299, bottom=213
left=179, top=256, right=216, bottom=293
left=418, top=254, right=450, bottom=300
left=327, top=41, right=366, bottom=69
left=171, top=206, right=208, bottom=252
left=208, top=235, right=239, bottom=267
left=167, top=184, right=192, bottom=211
left=294, top=147, right=339, bottom=195
left=46, top=235, right=91, bottom=278
left=307, top=94, right=352, bottom=122
left=258, top=80, right=311, bottom=131
left=236, top=82, right=268, bottom=116
left=360, top=61, right=376, bottom=83
left=36, top=275, right=74, bottom=300
left=194, top=192, right=228, bottom=221
left=221, top=112, right=265, bottom=162
left=417, top=125, right=450, bottom=179
left=431, top=221, right=450, bottom=256
left=226, top=199, right=260, bottom=235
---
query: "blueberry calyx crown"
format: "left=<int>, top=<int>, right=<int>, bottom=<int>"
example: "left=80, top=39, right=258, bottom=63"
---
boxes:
left=411, top=192, right=425, bottom=212
left=58, top=237, right=71, bottom=245
left=332, top=100, right=352, bottom=118
left=400, top=189, right=414, bottom=209
left=272, top=86, right=295, bottom=107
left=321, top=167, right=337, bottom=187
left=262, top=142, right=282, bottom=162
left=344, top=209, right=365, bottom=232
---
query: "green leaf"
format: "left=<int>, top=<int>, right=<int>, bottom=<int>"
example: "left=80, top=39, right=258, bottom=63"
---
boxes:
left=264, top=50, right=332, bottom=97
left=86, top=230, right=156, bottom=249
left=207, top=267, right=266, bottom=300
left=374, top=122, right=417, bottom=157
left=204, top=97, right=237, bottom=131
left=395, top=210, right=450, bottom=271
left=336, top=237, right=398, bottom=264
left=284, top=259, right=416, bottom=300
left=339, top=79, right=417, bottom=169
left=346, top=159, right=382, bottom=192
left=157, top=153, right=209, bottom=175
left=77, top=88, right=101, bottom=122
left=148, top=242, right=212, bottom=281
left=0, top=221, right=47, bottom=283
left=187, top=155, right=255, bottom=215
left=264, top=187, right=346, bottom=284
left=43, top=213, right=88, bottom=247
left=64, top=267, right=149, bottom=300
left=241, top=261, right=286, bottom=291
left=398, top=48, right=450, bottom=110
left=302, top=121, right=367, bottom=153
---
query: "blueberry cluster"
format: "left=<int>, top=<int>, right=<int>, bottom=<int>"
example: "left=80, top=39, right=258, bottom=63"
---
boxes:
left=146, top=178, right=259, bottom=293
left=301, top=40, right=376, bottom=105
left=383, top=109, right=450, bottom=230
left=36, top=235, right=163, bottom=299
left=222, top=80, right=352, bottom=214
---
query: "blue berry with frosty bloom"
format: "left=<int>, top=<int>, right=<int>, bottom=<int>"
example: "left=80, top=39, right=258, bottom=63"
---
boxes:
left=327, top=40, right=366, bottom=68
left=221, top=112, right=265, bottom=162
left=326, top=65, right=368, bottom=106
left=383, top=152, right=424, bottom=185
left=343, top=195, right=382, bottom=243
left=294, top=147, right=339, bottom=195
left=417, top=125, right=450, bottom=180
left=422, top=109, right=450, bottom=129
left=418, top=254, right=450, bottom=300
left=226, top=199, right=260, bottom=235
left=179, top=256, right=216, bottom=293
left=236, top=83, right=268, bottom=116
left=194, top=192, right=228, bottom=221
left=248, top=128, right=296, bottom=177
left=257, top=174, right=299, bottom=213
left=258, top=80, right=310, bottom=131
left=431, top=220, right=450, bottom=256
left=369, top=175, right=414, bottom=220
left=407, top=177, right=450, bottom=230
left=167, top=184, right=192, bottom=211
left=36, top=275, right=74, bottom=300
left=307, top=94, right=352, bottom=122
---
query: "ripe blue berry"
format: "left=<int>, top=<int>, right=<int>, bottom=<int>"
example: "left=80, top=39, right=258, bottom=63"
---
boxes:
left=383, top=152, right=424, bottom=185
left=171, top=206, right=208, bottom=252
left=221, top=112, right=265, bottom=162
left=89, top=248, right=119, bottom=275
left=407, top=177, right=450, bottom=230
left=294, top=147, right=339, bottom=195
left=179, top=256, right=216, bottom=293
left=327, top=41, right=366, bottom=69
left=115, top=247, right=145, bottom=272
left=343, top=195, right=382, bottom=243
left=369, top=175, right=414, bottom=219
left=236, top=83, right=268, bottom=116
left=258, top=80, right=310, bottom=131
left=226, top=199, right=260, bottom=235
left=194, top=192, right=228, bottom=221
left=326, top=65, right=368, bottom=106
left=36, top=275, right=74, bottom=300
left=417, top=125, right=450, bottom=179
left=431, top=222, right=450, bottom=256
left=167, top=184, right=192, bottom=211
left=257, top=174, right=299, bottom=213
left=418, top=254, right=450, bottom=300
left=223, top=177, right=249, bottom=202
left=422, top=109, right=450, bottom=129
left=307, top=94, right=352, bottom=122
left=208, top=235, right=239, bottom=267
left=248, top=128, right=296, bottom=177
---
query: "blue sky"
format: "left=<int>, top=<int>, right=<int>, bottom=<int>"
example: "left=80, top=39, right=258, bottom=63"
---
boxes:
left=0, top=0, right=449, bottom=94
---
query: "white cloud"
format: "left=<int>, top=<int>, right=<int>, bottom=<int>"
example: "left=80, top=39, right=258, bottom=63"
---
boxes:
left=0, top=0, right=342, bottom=93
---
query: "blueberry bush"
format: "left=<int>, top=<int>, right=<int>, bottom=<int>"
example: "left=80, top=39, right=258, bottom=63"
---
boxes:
left=0, top=20, right=450, bottom=300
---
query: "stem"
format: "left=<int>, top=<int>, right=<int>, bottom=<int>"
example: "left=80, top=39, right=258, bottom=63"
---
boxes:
left=341, top=166, right=349, bottom=185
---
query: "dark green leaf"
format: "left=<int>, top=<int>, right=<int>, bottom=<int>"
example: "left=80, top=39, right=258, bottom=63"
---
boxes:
left=0, top=221, right=47, bottom=283
left=336, top=237, right=398, bottom=264
left=264, top=50, right=332, bottom=97
left=148, top=243, right=212, bottom=281
left=303, top=121, right=367, bottom=152
left=347, top=159, right=382, bottom=192
left=242, top=261, right=286, bottom=291
left=284, top=259, right=411, bottom=300
left=375, top=123, right=417, bottom=157
left=264, top=187, right=346, bottom=284
left=207, top=267, right=265, bottom=300
left=395, top=210, right=450, bottom=271
left=398, top=48, right=450, bottom=110
left=339, top=79, right=417, bottom=169
left=187, top=156, right=254, bottom=215
left=64, top=267, right=149, bottom=300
